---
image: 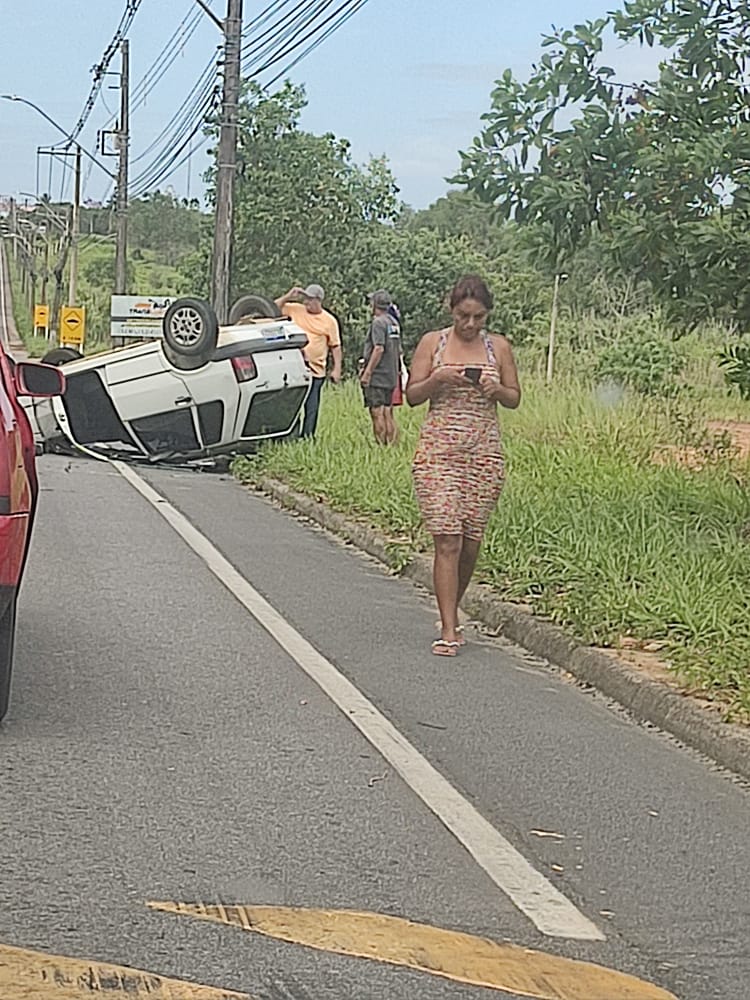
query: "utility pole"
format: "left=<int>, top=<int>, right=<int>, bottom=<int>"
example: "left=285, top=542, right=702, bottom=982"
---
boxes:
left=210, top=0, right=243, bottom=324
left=115, top=39, right=130, bottom=294
left=68, top=144, right=82, bottom=306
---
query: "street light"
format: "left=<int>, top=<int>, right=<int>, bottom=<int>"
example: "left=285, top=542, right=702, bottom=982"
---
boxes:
left=1, top=95, right=117, bottom=308
left=0, top=96, right=114, bottom=180
left=546, top=272, right=569, bottom=384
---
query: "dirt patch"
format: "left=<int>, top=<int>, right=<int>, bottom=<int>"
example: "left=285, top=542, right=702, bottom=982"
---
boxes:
left=651, top=419, right=750, bottom=470
left=707, top=420, right=750, bottom=459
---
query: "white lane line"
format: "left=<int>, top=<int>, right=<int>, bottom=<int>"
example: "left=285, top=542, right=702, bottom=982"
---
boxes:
left=114, top=459, right=605, bottom=943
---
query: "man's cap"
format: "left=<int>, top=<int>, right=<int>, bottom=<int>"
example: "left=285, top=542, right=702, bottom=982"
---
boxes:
left=369, top=289, right=392, bottom=309
left=303, top=283, right=324, bottom=300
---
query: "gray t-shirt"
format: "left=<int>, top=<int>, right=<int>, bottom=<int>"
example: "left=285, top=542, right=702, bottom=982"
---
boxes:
left=363, top=313, right=401, bottom=389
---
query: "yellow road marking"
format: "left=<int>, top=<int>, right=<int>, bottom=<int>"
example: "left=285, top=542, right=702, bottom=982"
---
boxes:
left=148, top=903, right=678, bottom=999
left=0, top=942, right=249, bottom=999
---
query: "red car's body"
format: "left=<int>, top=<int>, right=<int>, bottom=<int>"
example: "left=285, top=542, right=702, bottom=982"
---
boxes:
left=0, top=346, right=64, bottom=721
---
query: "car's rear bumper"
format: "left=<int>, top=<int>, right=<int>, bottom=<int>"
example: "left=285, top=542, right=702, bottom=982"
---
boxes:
left=0, top=513, right=30, bottom=589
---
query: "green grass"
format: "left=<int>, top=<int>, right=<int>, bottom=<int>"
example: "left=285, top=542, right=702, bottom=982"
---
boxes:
left=234, top=377, right=750, bottom=720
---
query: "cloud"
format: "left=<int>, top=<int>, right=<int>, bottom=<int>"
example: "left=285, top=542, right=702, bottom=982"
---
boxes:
left=414, top=62, right=503, bottom=84
left=425, top=112, right=482, bottom=131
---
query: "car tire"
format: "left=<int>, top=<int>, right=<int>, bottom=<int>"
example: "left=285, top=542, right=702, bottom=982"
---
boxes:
left=228, top=294, right=281, bottom=325
left=0, top=597, right=17, bottom=723
left=41, top=347, right=83, bottom=366
left=162, top=298, right=218, bottom=358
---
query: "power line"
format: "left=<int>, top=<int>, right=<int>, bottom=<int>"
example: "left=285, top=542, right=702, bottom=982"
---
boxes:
left=252, top=0, right=368, bottom=81
left=128, top=0, right=372, bottom=199
left=128, top=70, right=219, bottom=190
left=126, top=2, right=321, bottom=195
left=129, top=54, right=218, bottom=166
left=99, top=4, right=206, bottom=133
left=129, top=84, right=219, bottom=195
left=70, top=0, right=146, bottom=142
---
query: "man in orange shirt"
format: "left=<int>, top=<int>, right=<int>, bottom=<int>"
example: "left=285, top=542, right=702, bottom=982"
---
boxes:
left=275, top=283, right=342, bottom=438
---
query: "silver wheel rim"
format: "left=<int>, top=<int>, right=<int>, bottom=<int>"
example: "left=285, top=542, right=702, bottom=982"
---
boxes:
left=169, top=307, right=204, bottom=348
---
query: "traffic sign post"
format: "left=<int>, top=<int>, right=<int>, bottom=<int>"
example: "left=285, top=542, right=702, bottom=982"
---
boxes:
left=60, top=305, right=85, bottom=348
left=33, top=304, right=50, bottom=340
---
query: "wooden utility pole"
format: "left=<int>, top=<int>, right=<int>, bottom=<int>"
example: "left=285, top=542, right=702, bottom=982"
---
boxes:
left=68, top=145, right=82, bottom=306
left=115, top=39, right=130, bottom=295
left=210, top=0, right=243, bottom=324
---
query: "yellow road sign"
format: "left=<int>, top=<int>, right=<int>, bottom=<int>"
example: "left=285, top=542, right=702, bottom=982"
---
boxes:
left=149, top=902, right=679, bottom=1000
left=60, top=305, right=86, bottom=346
left=0, top=941, right=249, bottom=999
left=34, top=304, right=50, bottom=330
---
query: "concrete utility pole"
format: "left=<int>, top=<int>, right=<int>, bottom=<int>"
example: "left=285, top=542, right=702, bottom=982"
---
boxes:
left=210, top=0, right=243, bottom=324
left=115, top=39, right=130, bottom=295
left=68, top=145, right=82, bottom=306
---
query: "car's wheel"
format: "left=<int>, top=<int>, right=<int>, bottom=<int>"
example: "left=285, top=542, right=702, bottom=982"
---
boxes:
left=0, top=597, right=17, bottom=723
left=162, top=298, right=218, bottom=358
left=228, top=294, right=281, bottom=325
left=41, top=347, right=83, bottom=366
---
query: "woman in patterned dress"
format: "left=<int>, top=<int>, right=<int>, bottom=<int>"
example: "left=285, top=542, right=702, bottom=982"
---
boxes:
left=406, top=275, right=521, bottom=656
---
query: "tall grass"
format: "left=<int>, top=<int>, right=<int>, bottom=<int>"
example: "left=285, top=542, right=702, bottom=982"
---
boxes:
left=234, top=377, right=750, bottom=718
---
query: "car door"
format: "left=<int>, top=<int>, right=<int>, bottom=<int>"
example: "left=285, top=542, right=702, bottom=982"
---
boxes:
left=163, top=352, right=240, bottom=451
left=103, top=347, right=203, bottom=455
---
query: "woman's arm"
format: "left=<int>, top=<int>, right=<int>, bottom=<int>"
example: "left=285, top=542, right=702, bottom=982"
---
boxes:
left=406, top=333, right=466, bottom=406
left=479, top=335, right=521, bottom=409
left=405, top=333, right=438, bottom=407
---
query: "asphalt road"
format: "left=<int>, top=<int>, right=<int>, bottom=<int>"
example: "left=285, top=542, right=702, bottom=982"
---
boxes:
left=1, top=454, right=748, bottom=999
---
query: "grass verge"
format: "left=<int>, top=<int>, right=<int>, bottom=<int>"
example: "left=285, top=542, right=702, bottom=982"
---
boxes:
left=233, top=378, right=750, bottom=721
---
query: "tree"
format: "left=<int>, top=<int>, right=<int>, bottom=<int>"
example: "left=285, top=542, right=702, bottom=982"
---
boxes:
left=128, top=192, right=204, bottom=267
left=187, top=80, right=557, bottom=364
left=454, top=1, right=750, bottom=327
left=193, top=82, right=399, bottom=321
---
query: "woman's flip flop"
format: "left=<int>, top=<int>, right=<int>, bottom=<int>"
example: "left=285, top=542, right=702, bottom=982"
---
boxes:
left=435, top=622, right=466, bottom=646
left=432, top=639, right=460, bottom=657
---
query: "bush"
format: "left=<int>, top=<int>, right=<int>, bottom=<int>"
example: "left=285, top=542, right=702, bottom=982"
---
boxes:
left=595, top=332, right=683, bottom=396
left=718, top=341, right=750, bottom=400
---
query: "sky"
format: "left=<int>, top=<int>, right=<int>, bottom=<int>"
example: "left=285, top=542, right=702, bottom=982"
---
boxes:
left=0, top=0, right=663, bottom=211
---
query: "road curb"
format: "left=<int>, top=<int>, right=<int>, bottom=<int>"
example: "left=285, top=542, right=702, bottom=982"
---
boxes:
left=255, top=476, right=750, bottom=781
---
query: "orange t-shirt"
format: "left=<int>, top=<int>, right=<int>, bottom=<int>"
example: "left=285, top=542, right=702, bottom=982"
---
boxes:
left=283, top=303, right=340, bottom=377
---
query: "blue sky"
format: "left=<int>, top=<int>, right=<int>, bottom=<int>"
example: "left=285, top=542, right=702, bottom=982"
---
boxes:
left=0, top=0, right=662, bottom=210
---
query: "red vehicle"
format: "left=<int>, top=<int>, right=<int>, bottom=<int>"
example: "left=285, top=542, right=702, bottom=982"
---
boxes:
left=0, top=347, right=65, bottom=722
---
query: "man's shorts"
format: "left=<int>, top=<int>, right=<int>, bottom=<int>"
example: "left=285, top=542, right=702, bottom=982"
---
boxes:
left=362, top=385, right=395, bottom=409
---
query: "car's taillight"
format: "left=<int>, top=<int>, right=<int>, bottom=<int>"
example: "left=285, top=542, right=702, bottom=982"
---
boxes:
left=231, top=355, right=258, bottom=382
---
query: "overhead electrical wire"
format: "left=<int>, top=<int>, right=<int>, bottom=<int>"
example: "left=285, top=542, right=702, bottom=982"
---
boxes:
left=126, top=2, right=318, bottom=195
left=253, top=0, right=370, bottom=82
left=98, top=3, right=206, bottom=136
left=128, top=0, right=372, bottom=198
left=129, top=7, right=205, bottom=114
left=241, top=0, right=334, bottom=62
left=129, top=54, right=218, bottom=167
left=241, top=0, right=297, bottom=41
left=128, top=72, right=220, bottom=195
left=70, top=0, right=146, bottom=143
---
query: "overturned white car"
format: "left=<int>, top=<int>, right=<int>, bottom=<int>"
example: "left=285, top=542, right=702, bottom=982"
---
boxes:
left=25, top=295, right=311, bottom=463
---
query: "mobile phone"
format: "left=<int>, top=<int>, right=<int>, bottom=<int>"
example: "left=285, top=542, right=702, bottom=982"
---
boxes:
left=464, top=366, right=482, bottom=384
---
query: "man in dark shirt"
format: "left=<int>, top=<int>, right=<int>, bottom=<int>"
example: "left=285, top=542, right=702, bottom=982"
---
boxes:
left=360, top=289, right=401, bottom=444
